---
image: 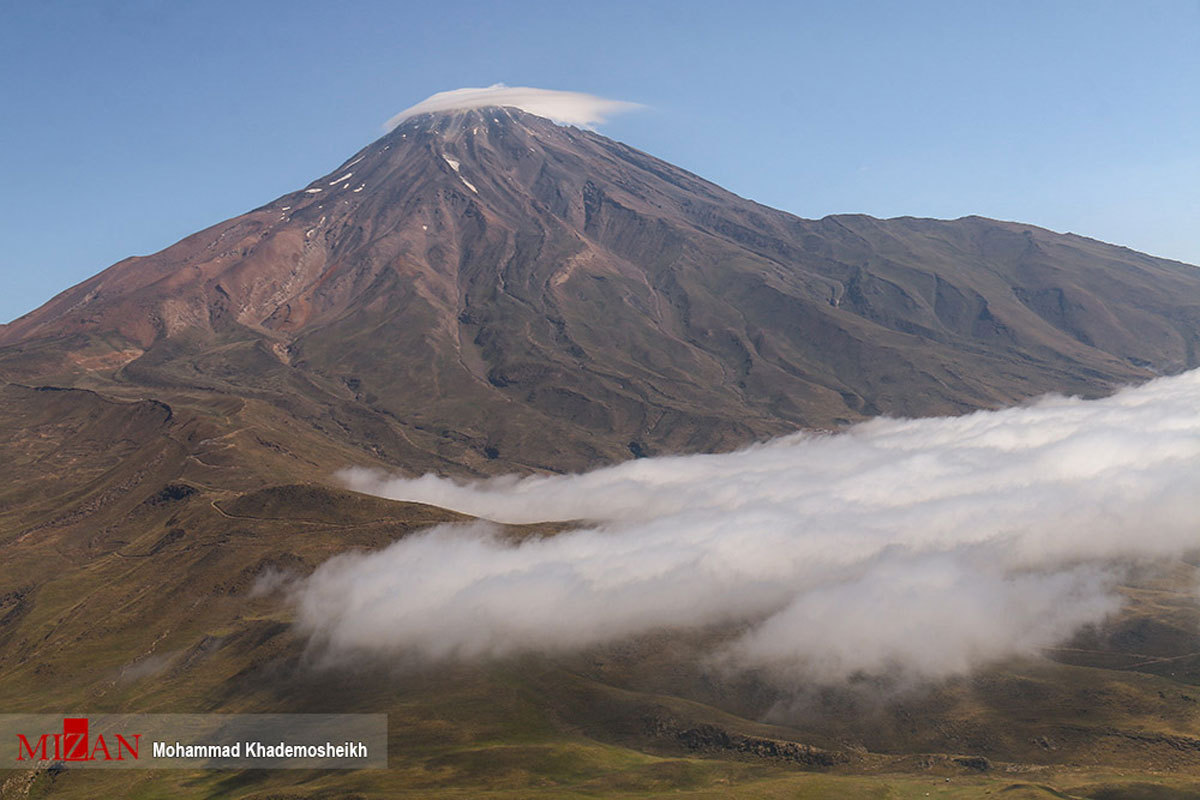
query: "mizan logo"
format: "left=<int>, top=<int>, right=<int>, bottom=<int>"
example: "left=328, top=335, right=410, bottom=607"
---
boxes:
left=16, top=718, right=141, bottom=762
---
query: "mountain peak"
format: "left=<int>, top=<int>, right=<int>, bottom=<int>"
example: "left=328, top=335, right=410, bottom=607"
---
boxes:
left=384, top=85, right=642, bottom=131
left=3, top=97, right=1199, bottom=473
left=385, top=104, right=550, bottom=140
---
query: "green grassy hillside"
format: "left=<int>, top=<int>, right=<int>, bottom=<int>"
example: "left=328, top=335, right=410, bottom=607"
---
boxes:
left=3, top=384, right=1200, bottom=798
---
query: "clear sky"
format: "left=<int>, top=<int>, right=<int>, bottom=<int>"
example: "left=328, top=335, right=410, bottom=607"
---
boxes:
left=2, top=0, right=1198, bottom=324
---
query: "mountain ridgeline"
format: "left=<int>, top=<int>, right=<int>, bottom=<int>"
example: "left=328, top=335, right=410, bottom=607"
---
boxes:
left=6, top=105, right=1200, bottom=797
left=3, top=106, right=1199, bottom=473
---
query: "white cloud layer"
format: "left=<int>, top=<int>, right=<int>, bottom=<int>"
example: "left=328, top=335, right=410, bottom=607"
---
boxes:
left=296, top=370, right=1200, bottom=683
left=384, top=84, right=641, bottom=131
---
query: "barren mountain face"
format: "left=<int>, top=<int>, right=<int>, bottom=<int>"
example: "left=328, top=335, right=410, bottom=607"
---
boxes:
left=3, top=106, right=1199, bottom=475
left=5, top=106, right=1200, bottom=796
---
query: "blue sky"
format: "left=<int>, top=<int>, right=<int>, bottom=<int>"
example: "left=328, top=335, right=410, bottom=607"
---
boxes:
left=2, top=0, right=1197, bottom=324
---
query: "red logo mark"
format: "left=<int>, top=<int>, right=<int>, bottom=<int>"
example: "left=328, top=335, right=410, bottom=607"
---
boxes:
left=16, top=718, right=140, bottom=762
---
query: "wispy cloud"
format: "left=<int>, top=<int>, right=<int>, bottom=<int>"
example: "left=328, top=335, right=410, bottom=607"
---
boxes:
left=384, top=84, right=642, bottom=131
left=296, top=370, right=1200, bottom=683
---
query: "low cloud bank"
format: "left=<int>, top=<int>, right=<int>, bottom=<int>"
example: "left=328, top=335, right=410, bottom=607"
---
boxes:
left=297, top=370, right=1200, bottom=682
left=385, top=84, right=641, bottom=130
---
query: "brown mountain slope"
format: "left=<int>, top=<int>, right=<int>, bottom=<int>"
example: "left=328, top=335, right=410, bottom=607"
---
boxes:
left=2, top=106, right=1199, bottom=472
left=4, top=107, right=1200, bottom=796
left=4, top=385, right=1200, bottom=798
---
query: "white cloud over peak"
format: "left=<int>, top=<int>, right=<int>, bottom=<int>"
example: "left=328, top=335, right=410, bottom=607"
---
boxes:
left=384, top=84, right=642, bottom=131
left=295, top=369, right=1200, bottom=684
